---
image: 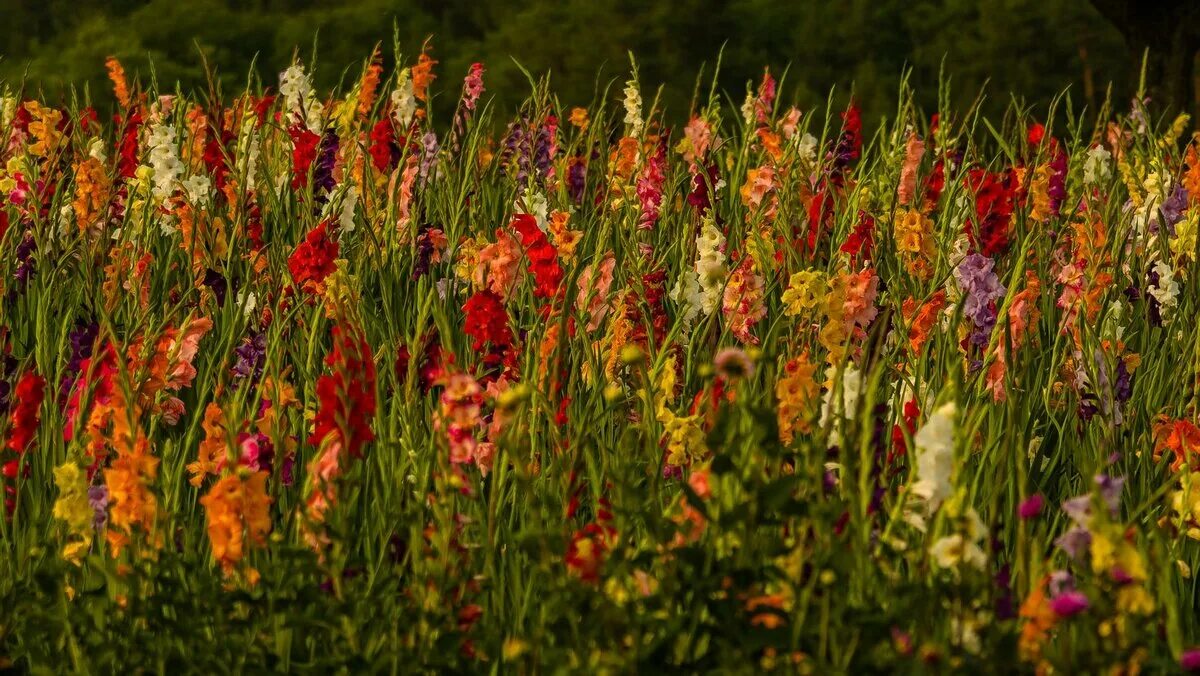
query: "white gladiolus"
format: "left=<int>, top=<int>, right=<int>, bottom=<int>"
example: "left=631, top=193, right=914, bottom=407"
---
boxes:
left=183, top=174, right=211, bottom=205
left=797, top=133, right=818, bottom=164
left=144, top=123, right=182, bottom=206
left=237, top=290, right=258, bottom=322
left=671, top=215, right=725, bottom=329
left=1149, top=259, right=1180, bottom=318
left=519, top=189, right=549, bottom=231
left=740, top=90, right=756, bottom=126
left=280, top=64, right=323, bottom=132
left=1133, top=171, right=1168, bottom=235
left=391, top=69, right=416, bottom=127
left=912, top=402, right=957, bottom=511
left=0, top=93, right=14, bottom=129
left=87, top=137, right=107, bottom=162
left=236, top=117, right=261, bottom=192
left=338, top=186, right=359, bottom=233
left=623, top=79, right=643, bottom=136
left=57, top=204, right=73, bottom=239
left=1083, top=144, right=1111, bottom=185
left=1101, top=297, right=1128, bottom=342
left=819, top=364, right=863, bottom=446
left=930, top=506, right=988, bottom=572
left=694, top=216, right=726, bottom=316
left=669, top=269, right=704, bottom=331
left=929, top=534, right=986, bottom=571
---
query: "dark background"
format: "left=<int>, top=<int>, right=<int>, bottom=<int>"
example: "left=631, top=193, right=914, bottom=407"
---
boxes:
left=0, top=0, right=1191, bottom=125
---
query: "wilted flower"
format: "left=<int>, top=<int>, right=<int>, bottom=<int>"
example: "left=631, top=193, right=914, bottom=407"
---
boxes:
left=714, top=347, right=754, bottom=380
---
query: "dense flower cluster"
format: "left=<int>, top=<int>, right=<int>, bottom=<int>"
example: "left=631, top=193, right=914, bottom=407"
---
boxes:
left=5, top=48, right=1200, bottom=673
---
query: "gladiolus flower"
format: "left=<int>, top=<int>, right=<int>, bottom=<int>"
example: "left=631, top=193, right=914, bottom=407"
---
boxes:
left=1048, top=591, right=1089, bottom=617
left=5, top=372, right=45, bottom=454
left=288, top=221, right=340, bottom=295
left=310, top=325, right=377, bottom=459
left=1182, top=648, right=1200, bottom=671
left=1018, top=494, right=1044, bottom=520
left=510, top=214, right=562, bottom=299
left=463, top=290, right=513, bottom=352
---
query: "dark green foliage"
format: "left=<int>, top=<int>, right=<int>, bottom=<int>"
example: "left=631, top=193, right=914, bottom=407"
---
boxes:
left=0, top=0, right=1132, bottom=124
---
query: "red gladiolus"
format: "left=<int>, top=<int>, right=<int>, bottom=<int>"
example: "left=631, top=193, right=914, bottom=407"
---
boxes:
left=396, top=333, right=451, bottom=394
left=510, top=214, right=562, bottom=299
left=64, top=342, right=117, bottom=446
left=888, top=399, right=920, bottom=470
left=12, top=103, right=31, bottom=134
left=77, top=106, right=99, bottom=133
left=964, top=167, right=1016, bottom=257
left=6, top=372, right=46, bottom=453
left=395, top=345, right=411, bottom=379
left=290, top=124, right=322, bottom=189
left=565, top=521, right=616, bottom=583
left=116, top=108, right=144, bottom=179
left=419, top=345, right=448, bottom=391
left=310, top=325, right=377, bottom=459
left=204, top=128, right=233, bottom=191
left=253, top=95, right=277, bottom=127
left=834, top=101, right=862, bottom=172
left=369, top=117, right=398, bottom=172
left=806, top=187, right=834, bottom=251
left=462, top=290, right=512, bottom=351
left=555, top=396, right=570, bottom=427
left=1027, top=122, right=1045, bottom=146
left=925, top=158, right=946, bottom=206
left=288, top=221, right=339, bottom=294
left=840, top=210, right=875, bottom=263
left=1047, top=141, right=1068, bottom=217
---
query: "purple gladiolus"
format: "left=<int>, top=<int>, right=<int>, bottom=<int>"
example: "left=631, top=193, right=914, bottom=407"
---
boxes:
left=954, top=253, right=1006, bottom=350
left=88, top=485, right=109, bottom=530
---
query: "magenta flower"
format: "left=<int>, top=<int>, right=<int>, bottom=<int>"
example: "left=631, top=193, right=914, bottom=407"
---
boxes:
left=1109, top=566, right=1133, bottom=585
left=1049, top=590, right=1089, bottom=617
left=1182, top=648, right=1200, bottom=671
left=1018, top=493, right=1044, bottom=519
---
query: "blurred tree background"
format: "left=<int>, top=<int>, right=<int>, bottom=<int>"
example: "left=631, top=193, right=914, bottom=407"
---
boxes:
left=0, top=0, right=1162, bottom=125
